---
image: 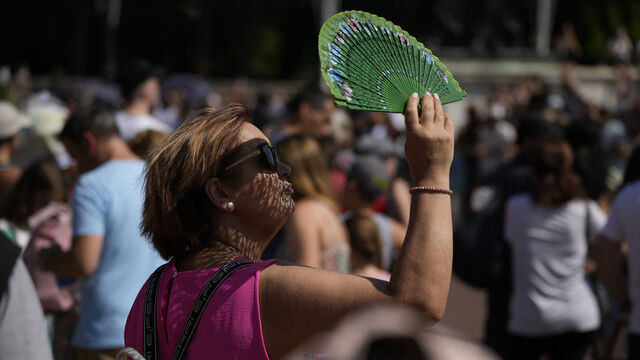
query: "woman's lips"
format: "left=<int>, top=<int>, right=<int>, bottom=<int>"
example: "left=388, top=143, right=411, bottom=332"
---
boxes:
left=284, top=182, right=294, bottom=194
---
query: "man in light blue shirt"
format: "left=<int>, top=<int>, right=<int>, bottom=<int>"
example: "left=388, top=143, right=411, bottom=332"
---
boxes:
left=43, top=104, right=164, bottom=358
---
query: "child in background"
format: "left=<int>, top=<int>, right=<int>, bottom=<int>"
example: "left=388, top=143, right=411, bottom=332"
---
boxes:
left=346, top=214, right=391, bottom=281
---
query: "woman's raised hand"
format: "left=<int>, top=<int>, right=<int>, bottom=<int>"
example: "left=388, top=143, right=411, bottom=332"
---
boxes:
left=260, top=93, right=455, bottom=358
left=403, top=92, right=454, bottom=188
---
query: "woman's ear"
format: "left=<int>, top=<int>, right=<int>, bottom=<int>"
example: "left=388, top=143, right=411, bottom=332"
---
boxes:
left=204, top=177, right=234, bottom=212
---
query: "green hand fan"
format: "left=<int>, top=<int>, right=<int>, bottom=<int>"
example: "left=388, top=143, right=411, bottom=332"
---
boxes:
left=319, top=11, right=467, bottom=113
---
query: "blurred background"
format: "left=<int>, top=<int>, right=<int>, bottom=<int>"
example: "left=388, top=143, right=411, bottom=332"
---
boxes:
left=3, top=0, right=640, bottom=76
left=3, top=0, right=640, bottom=152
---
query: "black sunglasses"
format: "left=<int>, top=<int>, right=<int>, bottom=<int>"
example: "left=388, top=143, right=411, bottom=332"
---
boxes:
left=223, top=143, right=279, bottom=173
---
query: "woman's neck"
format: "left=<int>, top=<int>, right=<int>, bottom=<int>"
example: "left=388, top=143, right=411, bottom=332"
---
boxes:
left=176, top=227, right=266, bottom=271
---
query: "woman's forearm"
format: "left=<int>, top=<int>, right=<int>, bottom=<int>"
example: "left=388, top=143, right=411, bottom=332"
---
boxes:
left=389, top=179, right=453, bottom=320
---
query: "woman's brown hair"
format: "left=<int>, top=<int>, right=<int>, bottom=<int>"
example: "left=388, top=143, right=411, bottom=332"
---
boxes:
left=276, top=135, right=337, bottom=208
left=141, top=103, right=248, bottom=259
left=530, top=139, right=584, bottom=206
left=346, top=214, right=383, bottom=269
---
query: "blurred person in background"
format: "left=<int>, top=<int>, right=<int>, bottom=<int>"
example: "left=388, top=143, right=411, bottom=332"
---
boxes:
left=0, top=101, right=30, bottom=210
left=504, top=138, right=606, bottom=360
left=594, top=145, right=640, bottom=360
left=454, top=117, right=566, bottom=357
left=155, top=73, right=214, bottom=129
left=477, top=102, right=517, bottom=181
left=277, top=134, right=350, bottom=273
left=343, top=155, right=406, bottom=272
left=115, top=58, right=171, bottom=142
left=346, top=214, right=390, bottom=281
left=152, top=87, right=185, bottom=129
left=387, top=158, right=412, bottom=226
left=614, top=63, right=637, bottom=115
left=564, top=116, right=609, bottom=204
left=127, top=129, right=169, bottom=160
left=270, top=86, right=335, bottom=144
left=124, top=93, right=454, bottom=359
left=456, top=106, right=485, bottom=210
left=484, top=118, right=566, bottom=354
left=7, top=65, right=32, bottom=106
left=553, top=23, right=582, bottom=62
left=4, top=160, right=76, bottom=359
left=0, top=231, right=53, bottom=360
left=252, top=92, right=275, bottom=131
left=354, top=133, right=402, bottom=189
left=41, top=103, right=164, bottom=360
left=609, top=26, right=634, bottom=64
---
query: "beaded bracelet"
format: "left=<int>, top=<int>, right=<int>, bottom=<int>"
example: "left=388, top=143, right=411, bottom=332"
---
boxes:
left=409, top=186, right=453, bottom=196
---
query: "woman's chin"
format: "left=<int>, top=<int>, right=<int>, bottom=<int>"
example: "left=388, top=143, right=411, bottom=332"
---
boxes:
left=283, top=196, right=296, bottom=215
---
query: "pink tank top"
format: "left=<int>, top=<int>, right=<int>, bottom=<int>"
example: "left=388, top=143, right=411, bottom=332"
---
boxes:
left=124, top=259, right=279, bottom=360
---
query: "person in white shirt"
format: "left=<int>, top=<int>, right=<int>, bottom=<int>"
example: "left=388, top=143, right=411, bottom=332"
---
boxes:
left=504, top=138, right=606, bottom=360
left=594, top=145, right=640, bottom=359
left=115, top=59, right=171, bottom=141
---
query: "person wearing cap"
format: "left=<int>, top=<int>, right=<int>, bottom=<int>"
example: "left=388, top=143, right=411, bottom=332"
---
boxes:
left=0, top=101, right=30, bottom=210
left=343, top=155, right=406, bottom=271
left=115, top=58, right=171, bottom=142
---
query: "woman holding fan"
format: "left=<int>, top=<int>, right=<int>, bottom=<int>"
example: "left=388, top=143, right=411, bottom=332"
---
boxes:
left=124, top=92, right=454, bottom=359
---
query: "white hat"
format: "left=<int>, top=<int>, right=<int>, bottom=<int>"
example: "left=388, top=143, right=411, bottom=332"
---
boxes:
left=0, top=101, right=30, bottom=139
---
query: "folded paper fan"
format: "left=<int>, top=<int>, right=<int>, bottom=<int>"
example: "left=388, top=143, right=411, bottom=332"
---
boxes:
left=319, top=11, right=467, bottom=113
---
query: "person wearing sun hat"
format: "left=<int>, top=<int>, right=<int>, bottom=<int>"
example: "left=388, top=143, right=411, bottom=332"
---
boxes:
left=0, top=101, right=31, bottom=210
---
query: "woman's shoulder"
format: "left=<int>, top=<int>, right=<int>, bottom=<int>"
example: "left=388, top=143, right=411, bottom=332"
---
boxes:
left=294, top=198, right=339, bottom=218
left=294, top=198, right=321, bottom=211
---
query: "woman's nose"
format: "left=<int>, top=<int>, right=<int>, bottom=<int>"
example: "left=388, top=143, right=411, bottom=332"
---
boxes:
left=277, top=160, right=291, bottom=179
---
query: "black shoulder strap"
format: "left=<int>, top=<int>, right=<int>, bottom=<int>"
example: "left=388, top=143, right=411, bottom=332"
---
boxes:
left=143, top=261, right=253, bottom=360
left=171, top=260, right=252, bottom=360
left=143, top=264, right=167, bottom=360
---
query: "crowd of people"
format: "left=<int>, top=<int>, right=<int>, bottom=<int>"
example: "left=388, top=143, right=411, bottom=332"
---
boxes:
left=0, top=53, right=639, bottom=360
left=453, top=62, right=640, bottom=360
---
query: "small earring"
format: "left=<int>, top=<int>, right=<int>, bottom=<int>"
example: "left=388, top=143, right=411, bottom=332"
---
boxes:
left=226, top=201, right=235, bottom=211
